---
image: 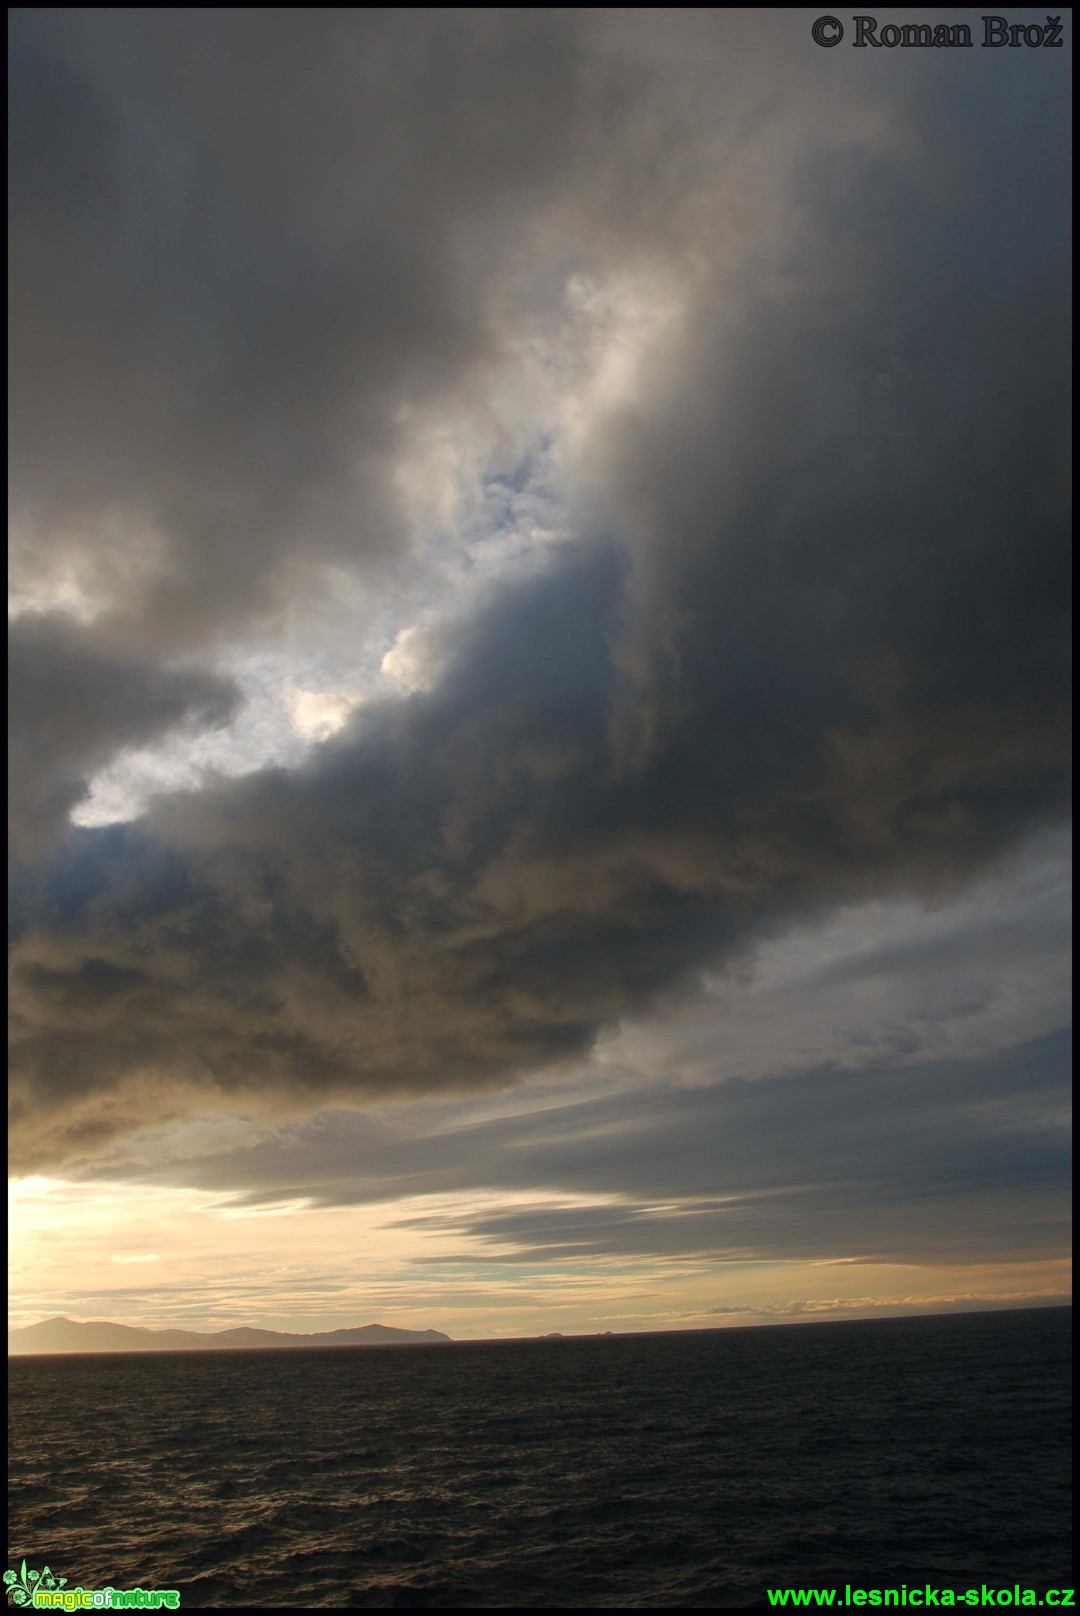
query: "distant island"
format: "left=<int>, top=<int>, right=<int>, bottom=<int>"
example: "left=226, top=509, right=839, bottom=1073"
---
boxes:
left=8, top=1316, right=451, bottom=1356
left=540, top=1330, right=615, bottom=1339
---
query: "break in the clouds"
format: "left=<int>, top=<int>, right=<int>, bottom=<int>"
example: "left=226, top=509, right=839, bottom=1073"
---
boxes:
left=8, top=5, right=1071, bottom=1227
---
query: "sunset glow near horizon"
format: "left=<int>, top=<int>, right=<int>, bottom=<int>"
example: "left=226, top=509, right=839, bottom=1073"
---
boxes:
left=9, top=11, right=1070, bottom=1343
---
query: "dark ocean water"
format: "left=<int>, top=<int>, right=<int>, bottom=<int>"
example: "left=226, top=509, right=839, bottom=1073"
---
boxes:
left=7, top=1307, right=1072, bottom=1608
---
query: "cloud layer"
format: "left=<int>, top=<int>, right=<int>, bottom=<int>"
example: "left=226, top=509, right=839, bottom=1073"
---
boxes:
left=8, top=13, right=1071, bottom=1170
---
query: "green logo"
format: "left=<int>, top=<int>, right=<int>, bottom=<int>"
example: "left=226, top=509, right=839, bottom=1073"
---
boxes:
left=4, top=1566, right=66, bottom=1607
left=3, top=1568, right=180, bottom=1611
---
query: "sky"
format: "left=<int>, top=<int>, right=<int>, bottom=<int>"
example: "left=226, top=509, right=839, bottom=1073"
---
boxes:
left=8, top=9, right=1071, bottom=1340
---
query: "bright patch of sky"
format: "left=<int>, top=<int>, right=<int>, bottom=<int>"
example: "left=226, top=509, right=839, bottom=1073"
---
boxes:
left=9, top=1172, right=1067, bottom=1339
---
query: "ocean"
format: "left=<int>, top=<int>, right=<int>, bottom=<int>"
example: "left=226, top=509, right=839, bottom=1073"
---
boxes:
left=7, top=1307, right=1072, bottom=1608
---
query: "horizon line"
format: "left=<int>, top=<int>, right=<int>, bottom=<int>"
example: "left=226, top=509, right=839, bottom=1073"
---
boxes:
left=8, top=1299, right=1072, bottom=1357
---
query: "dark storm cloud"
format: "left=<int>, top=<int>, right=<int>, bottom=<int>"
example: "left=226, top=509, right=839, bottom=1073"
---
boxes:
left=10, top=9, right=581, bottom=640
left=8, top=13, right=1071, bottom=1165
left=10, top=7, right=715, bottom=664
left=9, top=7, right=794, bottom=823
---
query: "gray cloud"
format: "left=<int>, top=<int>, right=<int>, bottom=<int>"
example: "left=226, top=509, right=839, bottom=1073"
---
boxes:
left=12, top=9, right=767, bottom=655
left=10, top=10, right=575, bottom=640
left=71, top=1029, right=1071, bottom=1270
left=8, top=14, right=1071, bottom=1169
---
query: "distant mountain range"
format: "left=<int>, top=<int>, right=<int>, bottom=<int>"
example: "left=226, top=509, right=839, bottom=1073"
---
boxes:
left=8, top=1316, right=451, bottom=1355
